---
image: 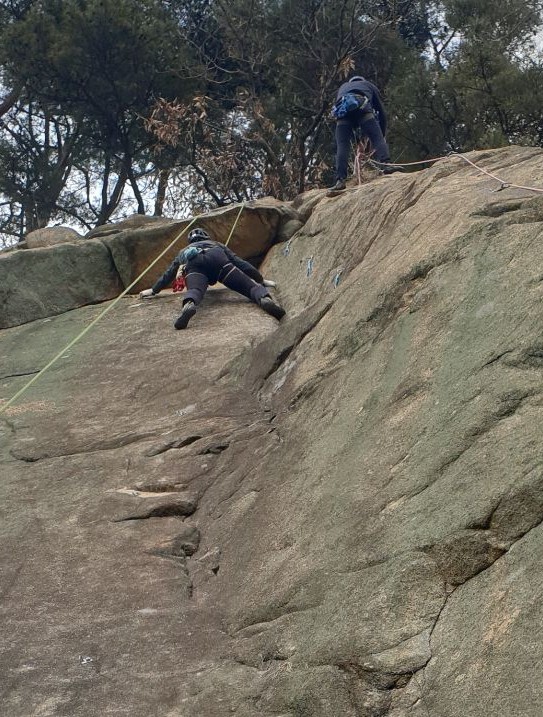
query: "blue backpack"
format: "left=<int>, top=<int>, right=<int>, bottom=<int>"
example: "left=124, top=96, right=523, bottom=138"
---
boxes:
left=179, top=245, right=205, bottom=263
left=331, top=92, right=370, bottom=120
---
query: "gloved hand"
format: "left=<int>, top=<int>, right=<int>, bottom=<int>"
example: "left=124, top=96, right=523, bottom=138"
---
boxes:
left=139, top=288, right=157, bottom=299
left=263, top=279, right=277, bottom=288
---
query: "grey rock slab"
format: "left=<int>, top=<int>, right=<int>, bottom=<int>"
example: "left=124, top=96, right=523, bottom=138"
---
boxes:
left=181, top=147, right=543, bottom=711
left=258, top=665, right=362, bottom=717
left=3, top=147, right=543, bottom=715
left=0, top=289, right=277, bottom=716
left=85, top=213, right=171, bottom=238
left=100, top=203, right=285, bottom=294
left=260, top=146, right=543, bottom=318
left=409, top=525, right=543, bottom=717
left=2, top=201, right=301, bottom=328
left=111, top=490, right=199, bottom=521
left=0, top=241, right=123, bottom=328
left=25, top=226, right=84, bottom=248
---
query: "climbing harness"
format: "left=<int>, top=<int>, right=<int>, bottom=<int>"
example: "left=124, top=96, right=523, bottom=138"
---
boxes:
left=0, top=204, right=248, bottom=416
left=172, top=264, right=186, bottom=293
left=331, top=92, right=370, bottom=120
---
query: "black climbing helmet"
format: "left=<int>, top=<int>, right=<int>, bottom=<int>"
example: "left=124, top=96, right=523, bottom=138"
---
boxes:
left=188, top=227, right=211, bottom=243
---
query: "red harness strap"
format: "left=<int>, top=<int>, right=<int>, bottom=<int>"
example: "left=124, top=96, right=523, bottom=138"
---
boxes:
left=172, top=276, right=186, bottom=292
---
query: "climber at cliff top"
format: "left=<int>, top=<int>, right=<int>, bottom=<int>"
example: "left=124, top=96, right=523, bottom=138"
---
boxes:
left=330, top=74, right=403, bottom=191
left=139, top=227, right=285, bottom=330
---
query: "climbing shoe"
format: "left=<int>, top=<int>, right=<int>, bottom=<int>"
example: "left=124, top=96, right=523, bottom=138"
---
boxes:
left=259, top=296, right=286, bottom=320
left=329, top=179, right=346, bottom=191
left=381, top=164, right=404, bottom=175
left=174, top=301, right=197, bottom=330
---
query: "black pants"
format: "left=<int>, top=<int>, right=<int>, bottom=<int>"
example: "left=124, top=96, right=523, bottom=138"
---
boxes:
left=183, top=246, right=268, bottom=306
left=335, top=110, right=390, bottom=181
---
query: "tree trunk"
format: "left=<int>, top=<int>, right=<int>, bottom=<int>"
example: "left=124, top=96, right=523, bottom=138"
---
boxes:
left=153, top=169, right=170, bottom=216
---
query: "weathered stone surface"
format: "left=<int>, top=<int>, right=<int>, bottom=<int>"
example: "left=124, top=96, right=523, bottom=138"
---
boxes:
left=0, top=240, right=123, bottom=329
left=0, top=289, right=279, bottom=717
left=25, top=226, right=84, bottom=248
left=101, top=202, right=286, bottom=293
left=277, top=217, right=304, bottom=243
left=1, top=202, right=292, bottom=326
left=409, top=526, right=543, bottom=717
left=111, top=490, right=199, bottom=521
left=2, top=146, right=543, bottom=716
left=291, top=187, right=329, bottom=221
left=85, top=213, right=171, bottom=238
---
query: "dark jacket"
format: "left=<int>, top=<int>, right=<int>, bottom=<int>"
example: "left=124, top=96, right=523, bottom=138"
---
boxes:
left=336, top=78, right=387, bottom=135
left=151, top=240, right=262, bottom=294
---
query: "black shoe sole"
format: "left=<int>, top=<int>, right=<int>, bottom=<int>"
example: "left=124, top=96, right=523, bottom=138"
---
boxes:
left=259, top=296, right=286, bottom=320
left=174, top=303, right=197, bottom=330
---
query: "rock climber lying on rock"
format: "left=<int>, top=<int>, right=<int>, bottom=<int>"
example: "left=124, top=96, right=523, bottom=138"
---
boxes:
left=139, top=227, right=285, bottom=330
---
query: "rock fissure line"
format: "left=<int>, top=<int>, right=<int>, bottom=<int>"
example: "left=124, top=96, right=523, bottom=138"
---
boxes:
left=414, top=516, right=543, bottom=711
left=129, top=482, right=187, bottom=494
left=8, top=430, right=161, bottom=462
left=198, top=441, right=230, bottom=455
left=287, top=364, right=346, bottom=411
left=261, top=303, right=333, bottom=385
left=393, top=176, right=440, bottom=221
left=99, top=238, right=128, bottom=291
left=143, top=434, right=204, bottom=456
left=406, top=581, right=451, bottom=711
left=112, top=499, right=197, bottom=522
left=234, top=605, right=319, bottom=636
left=481, top=349, right=515, bottom=367
left=0, top=370, right=41, bottom=381
left=143, top=419, right=269, bottom=459
left=502, top=346, right=543, bottom=370
left=9, top=450, right=39, bottom=463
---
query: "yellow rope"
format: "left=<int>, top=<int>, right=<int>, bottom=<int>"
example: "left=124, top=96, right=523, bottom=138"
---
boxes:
left=0, top=217, right=198, bottom=415
left=224, top=202, right=246, bottom=246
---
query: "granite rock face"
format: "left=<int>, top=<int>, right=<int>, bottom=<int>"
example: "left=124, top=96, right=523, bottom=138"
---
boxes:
left=2, top=147, right=543, bottom=716
left=25, top=226, right=84, bottom=248
left=96, top=201, right=290, bottom=294
left=1, top=200, right=297, bottom=327
left=0, top=240, right=123, bottom=329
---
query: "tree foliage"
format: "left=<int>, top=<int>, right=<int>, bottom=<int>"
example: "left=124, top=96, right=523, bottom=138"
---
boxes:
left=0, top=0, right=543, bottom=245
left=0, top=0, right=193, bottom=242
